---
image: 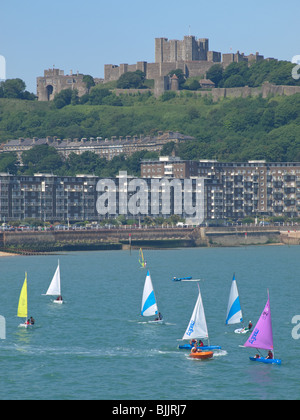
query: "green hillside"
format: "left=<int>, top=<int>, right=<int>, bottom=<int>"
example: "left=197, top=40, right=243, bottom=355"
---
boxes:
left=0, top=90, right=299, bottom=167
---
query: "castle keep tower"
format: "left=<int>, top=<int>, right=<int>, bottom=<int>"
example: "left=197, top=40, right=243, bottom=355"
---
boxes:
left=155, top=36, right=211, bottom=63
left=105, top=35, right=222, bottom=84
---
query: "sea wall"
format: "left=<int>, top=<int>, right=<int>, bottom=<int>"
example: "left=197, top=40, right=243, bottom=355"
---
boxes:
left=0, top=226, right=290, bottom=252
left=204, top=228, right=281, bottom=247
left=280, top=230, right=300, bottom=245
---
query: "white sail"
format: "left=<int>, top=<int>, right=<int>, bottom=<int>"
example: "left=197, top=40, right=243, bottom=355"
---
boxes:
left=225, top=274, right=243, bottom=325
left=141, top=270, right=158, bottom=317
left=46, top=262, right=61, bottom=296
left=182, top=284, right=209, bottom=340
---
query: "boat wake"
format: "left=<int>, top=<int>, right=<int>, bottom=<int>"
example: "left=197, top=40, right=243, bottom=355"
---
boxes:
left=212, top=350, right=228, bottom=357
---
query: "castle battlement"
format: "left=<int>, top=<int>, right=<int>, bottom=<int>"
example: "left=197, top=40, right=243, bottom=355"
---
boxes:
left=104, top=35, right=264, bottom=84
left=37, top=35, right=268, bottom=100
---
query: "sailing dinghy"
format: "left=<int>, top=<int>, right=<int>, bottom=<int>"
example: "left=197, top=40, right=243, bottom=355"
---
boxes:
left=44, top=260, right=63, bottom=304
left=179, top=283, right=221, bottom=352
left=225, top=273, right=250, bottom=334
left=244, top=291, right=281, bottom=365
left=18, top=272, right=34, bottom=328
left=141, top=270, right=163, bottom=322
left=139, top=248, right=147, bottom=269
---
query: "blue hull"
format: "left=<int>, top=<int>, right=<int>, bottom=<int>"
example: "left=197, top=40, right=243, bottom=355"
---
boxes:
left=179, top=344, right=221, bottom=351
left=249, top=357, right=281, bottom=365
left=172, top=277, right=192, bottom=282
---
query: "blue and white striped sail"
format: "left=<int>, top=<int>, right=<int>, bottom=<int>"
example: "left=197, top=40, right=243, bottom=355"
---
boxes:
left=225, top=274, right=243, bottom=325
left=182, top=284, right=209, bottom=340
left=141, top=270, right=158, bottom=317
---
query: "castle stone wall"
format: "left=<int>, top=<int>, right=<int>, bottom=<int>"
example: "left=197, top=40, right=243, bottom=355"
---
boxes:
left=37, top=69, right=88, bottom=101
left=195, top=82, right=300, bottom=102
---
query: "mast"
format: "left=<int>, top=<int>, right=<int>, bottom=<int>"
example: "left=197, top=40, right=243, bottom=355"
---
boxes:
left=58, top=259, right=61, bottom=296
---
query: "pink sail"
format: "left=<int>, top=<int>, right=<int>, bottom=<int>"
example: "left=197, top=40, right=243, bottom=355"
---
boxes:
left=244, top=293, right=273, bottom=351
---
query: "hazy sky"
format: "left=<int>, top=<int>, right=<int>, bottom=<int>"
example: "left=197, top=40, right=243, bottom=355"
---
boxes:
left=1, top=0, right=299, bottom=93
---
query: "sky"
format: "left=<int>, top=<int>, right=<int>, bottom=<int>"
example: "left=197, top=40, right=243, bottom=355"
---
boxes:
left=0, top=0, right=299, bottom=94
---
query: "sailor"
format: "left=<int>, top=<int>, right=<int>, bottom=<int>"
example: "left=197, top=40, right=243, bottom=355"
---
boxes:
left=266, top=350, right=273, bottom=359
left=191, top=343, right=198, bottom=353
left=248, top=321, right=253, bottom=330
left=154, top=312, right=163, bottom=321
left=28, top=317, right=35, bottom=325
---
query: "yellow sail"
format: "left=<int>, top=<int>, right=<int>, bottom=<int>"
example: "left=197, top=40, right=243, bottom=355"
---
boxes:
left=17, top=273, right=28, bottom=319
left=139, top=248, right=146, bottom=268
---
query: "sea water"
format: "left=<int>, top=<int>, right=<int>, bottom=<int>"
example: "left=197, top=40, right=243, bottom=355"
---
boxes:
left=0, top=245, right=299, bottom=400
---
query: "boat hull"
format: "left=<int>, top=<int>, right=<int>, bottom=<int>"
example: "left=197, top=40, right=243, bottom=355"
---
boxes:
left=179, top=344, right=221, bottom=351
left=18, top=323, right=33, bottom=328
left=234, top=328, right=250, bottom=334
left=172, top=277, right=192, bottom=282
left=249, top=357, right=281, bottom=365
left=189, top=351, right=213, bottom=360
left=53, top=300, right=64, bottom=304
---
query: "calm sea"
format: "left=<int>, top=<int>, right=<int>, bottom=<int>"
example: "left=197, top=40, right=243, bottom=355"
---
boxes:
left=0, top=245, right=299, bottom=400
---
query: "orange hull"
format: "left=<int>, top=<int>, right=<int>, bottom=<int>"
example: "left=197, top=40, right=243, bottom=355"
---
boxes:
left=189, top=351, right=213, bottom=360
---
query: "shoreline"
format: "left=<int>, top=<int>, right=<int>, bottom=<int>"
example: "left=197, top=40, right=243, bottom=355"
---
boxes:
left=0, top=226, right=297, bottom=254
left=0, top=251, right=16, bottom=257
left=0, top=241, right=291, bottom=257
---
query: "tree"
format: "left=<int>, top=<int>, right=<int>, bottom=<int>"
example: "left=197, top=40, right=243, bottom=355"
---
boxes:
left=206, top=64, right=223, bottom=87
left=117, top=71, right=146, bottom=89
left=0, top=78, right=35, bottom=100
left=224, top=74, right=247, bottom=88
left=82, top=75, right=95, bottom=93
left=188, top=80, right=200, bottom=90
left=88, top=87, right=111, bottom=105
left=0, top=152, right=18, bottom=174
left=53, top=89, right=77, bottom=109
left=22, top=145, right=63, bottom=173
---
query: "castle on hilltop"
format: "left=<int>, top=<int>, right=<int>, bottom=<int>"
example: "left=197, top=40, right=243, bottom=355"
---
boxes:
left=36, top=35, right=269, bottom=101
left=104, top=35, right=265, bottom=87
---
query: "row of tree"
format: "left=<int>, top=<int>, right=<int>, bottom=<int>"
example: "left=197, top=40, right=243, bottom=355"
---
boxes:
left=206, top=60, right=300, bottom=88
left=0, top=145, right=158, bottom=177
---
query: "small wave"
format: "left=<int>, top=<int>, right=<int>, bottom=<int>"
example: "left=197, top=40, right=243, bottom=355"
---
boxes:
left=213, top=350, right=228, bottom=357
